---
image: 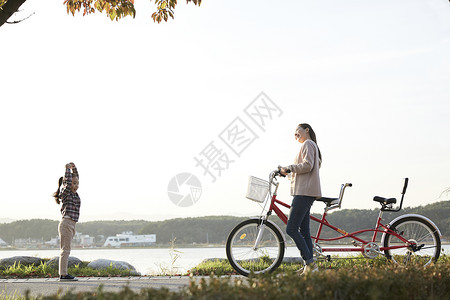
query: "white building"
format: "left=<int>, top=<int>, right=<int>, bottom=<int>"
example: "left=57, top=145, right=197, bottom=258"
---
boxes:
left=80, top=235, right=95, bottom=247
left=103, top=232, right=156, bottom=247
left=45, top=237, right=59, bottom=248
left=0, top=238, right=8, bottom=247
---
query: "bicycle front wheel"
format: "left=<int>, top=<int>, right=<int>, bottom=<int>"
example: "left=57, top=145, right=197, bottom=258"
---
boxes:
left=226, top=219, right=285, bottom=276
left=383, top=216, right=441, bottom=267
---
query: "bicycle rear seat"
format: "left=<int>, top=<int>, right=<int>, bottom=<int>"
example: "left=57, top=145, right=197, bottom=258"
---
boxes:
left=373, top=196, right=397, bottom=205
left=316, top=197, right=340, bottom=206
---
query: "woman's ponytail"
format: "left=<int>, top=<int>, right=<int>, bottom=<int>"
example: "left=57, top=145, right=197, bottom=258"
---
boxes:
left=298, top=123, right=322, bottom=162
left=53, top=177, right=63, bottom=204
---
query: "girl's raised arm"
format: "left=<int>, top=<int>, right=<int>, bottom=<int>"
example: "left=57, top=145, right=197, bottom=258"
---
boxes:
left=71, top=163, right=79, bottom=179
left=60, top=165, right=73, bottom=198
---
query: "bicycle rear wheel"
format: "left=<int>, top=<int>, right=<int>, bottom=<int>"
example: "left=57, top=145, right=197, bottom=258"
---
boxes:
left=226, top=219, right=285, bottom=276
left=383, top=216, right=441, bottom=267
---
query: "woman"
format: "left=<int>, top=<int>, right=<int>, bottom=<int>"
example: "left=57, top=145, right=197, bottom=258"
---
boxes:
left=281, top=123, right=322, bottom=274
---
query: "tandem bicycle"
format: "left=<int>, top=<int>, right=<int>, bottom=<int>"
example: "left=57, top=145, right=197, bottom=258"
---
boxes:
left=226, top=168, right=442, bottom=276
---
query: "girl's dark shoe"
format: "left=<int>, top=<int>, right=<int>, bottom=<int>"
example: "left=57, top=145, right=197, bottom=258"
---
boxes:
left=59, top=274, right=78, bottom=281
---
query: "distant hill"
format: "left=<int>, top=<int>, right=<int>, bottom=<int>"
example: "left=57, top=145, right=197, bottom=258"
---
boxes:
left=0, top=201, right=448, bottom=245
left=0, top=218, right=15, bottom=224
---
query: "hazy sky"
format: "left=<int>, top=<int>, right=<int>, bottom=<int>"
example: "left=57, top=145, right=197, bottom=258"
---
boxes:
left=1, top=0, right=449, bottom=222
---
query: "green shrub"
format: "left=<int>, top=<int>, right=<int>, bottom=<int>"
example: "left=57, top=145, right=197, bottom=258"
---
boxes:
left=30, top=260, right=449, bottom=300
left=190, top=254, right=449, bottom=276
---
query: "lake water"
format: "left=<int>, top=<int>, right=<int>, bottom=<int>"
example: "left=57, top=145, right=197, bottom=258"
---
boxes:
left=0, top=248, right=225, bottom=275
left=1, top=245, right=448, bottom=275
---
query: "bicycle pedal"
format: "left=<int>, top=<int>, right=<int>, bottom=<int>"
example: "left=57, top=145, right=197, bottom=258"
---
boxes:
left=352, top=240, right=361, bottom=247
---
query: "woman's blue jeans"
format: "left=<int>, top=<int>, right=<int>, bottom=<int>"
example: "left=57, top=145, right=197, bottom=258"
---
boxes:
left=286, top=195, right=316, bottom=265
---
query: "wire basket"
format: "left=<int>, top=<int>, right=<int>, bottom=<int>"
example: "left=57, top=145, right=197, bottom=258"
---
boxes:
left=246, top=176, right=270, bottom=203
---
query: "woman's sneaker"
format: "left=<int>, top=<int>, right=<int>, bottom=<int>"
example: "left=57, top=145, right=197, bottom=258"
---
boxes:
left=301, top=262, right=318, bottom=275
left=59, top=274, right=78, bottom=281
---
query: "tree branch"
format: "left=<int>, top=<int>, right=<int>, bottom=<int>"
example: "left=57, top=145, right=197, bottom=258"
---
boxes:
left=5, top=10, right=33, bottom=24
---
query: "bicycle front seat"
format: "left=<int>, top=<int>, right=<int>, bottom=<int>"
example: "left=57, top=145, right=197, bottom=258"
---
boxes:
left=316, top=197, right=340, bottom=206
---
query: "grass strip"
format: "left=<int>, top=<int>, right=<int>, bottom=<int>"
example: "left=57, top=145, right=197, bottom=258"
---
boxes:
left=9, top=258, right=450, bottom=300
left=0, top=260, right=135, bottom=279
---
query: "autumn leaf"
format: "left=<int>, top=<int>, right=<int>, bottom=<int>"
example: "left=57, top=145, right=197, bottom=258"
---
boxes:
left=63, top=0, right=200, bottom=23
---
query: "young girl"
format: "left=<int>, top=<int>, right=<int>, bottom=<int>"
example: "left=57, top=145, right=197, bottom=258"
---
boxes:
left=53, top=162, right=81, bottom=281
left=281, top=123, right=322, bottom=275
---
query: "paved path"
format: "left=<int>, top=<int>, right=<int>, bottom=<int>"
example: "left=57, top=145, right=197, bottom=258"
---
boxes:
left=0, top=276, right=199, bottom=297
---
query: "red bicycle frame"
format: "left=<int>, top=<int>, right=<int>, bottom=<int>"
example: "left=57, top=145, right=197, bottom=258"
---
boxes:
left=267, top=186, right=411, bottom=254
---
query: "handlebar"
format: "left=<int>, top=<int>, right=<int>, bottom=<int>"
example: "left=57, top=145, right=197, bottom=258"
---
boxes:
left=272, top=166, right=291, bottom=178
left=267, top=167, right=291, bottom=194
left=401, top=178, right=409, bottom=195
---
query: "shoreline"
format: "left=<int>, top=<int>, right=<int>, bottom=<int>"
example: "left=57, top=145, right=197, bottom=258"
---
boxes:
left=2, top=240, right=449, bottom=251
left=0, top=244, right=226, bottom=251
